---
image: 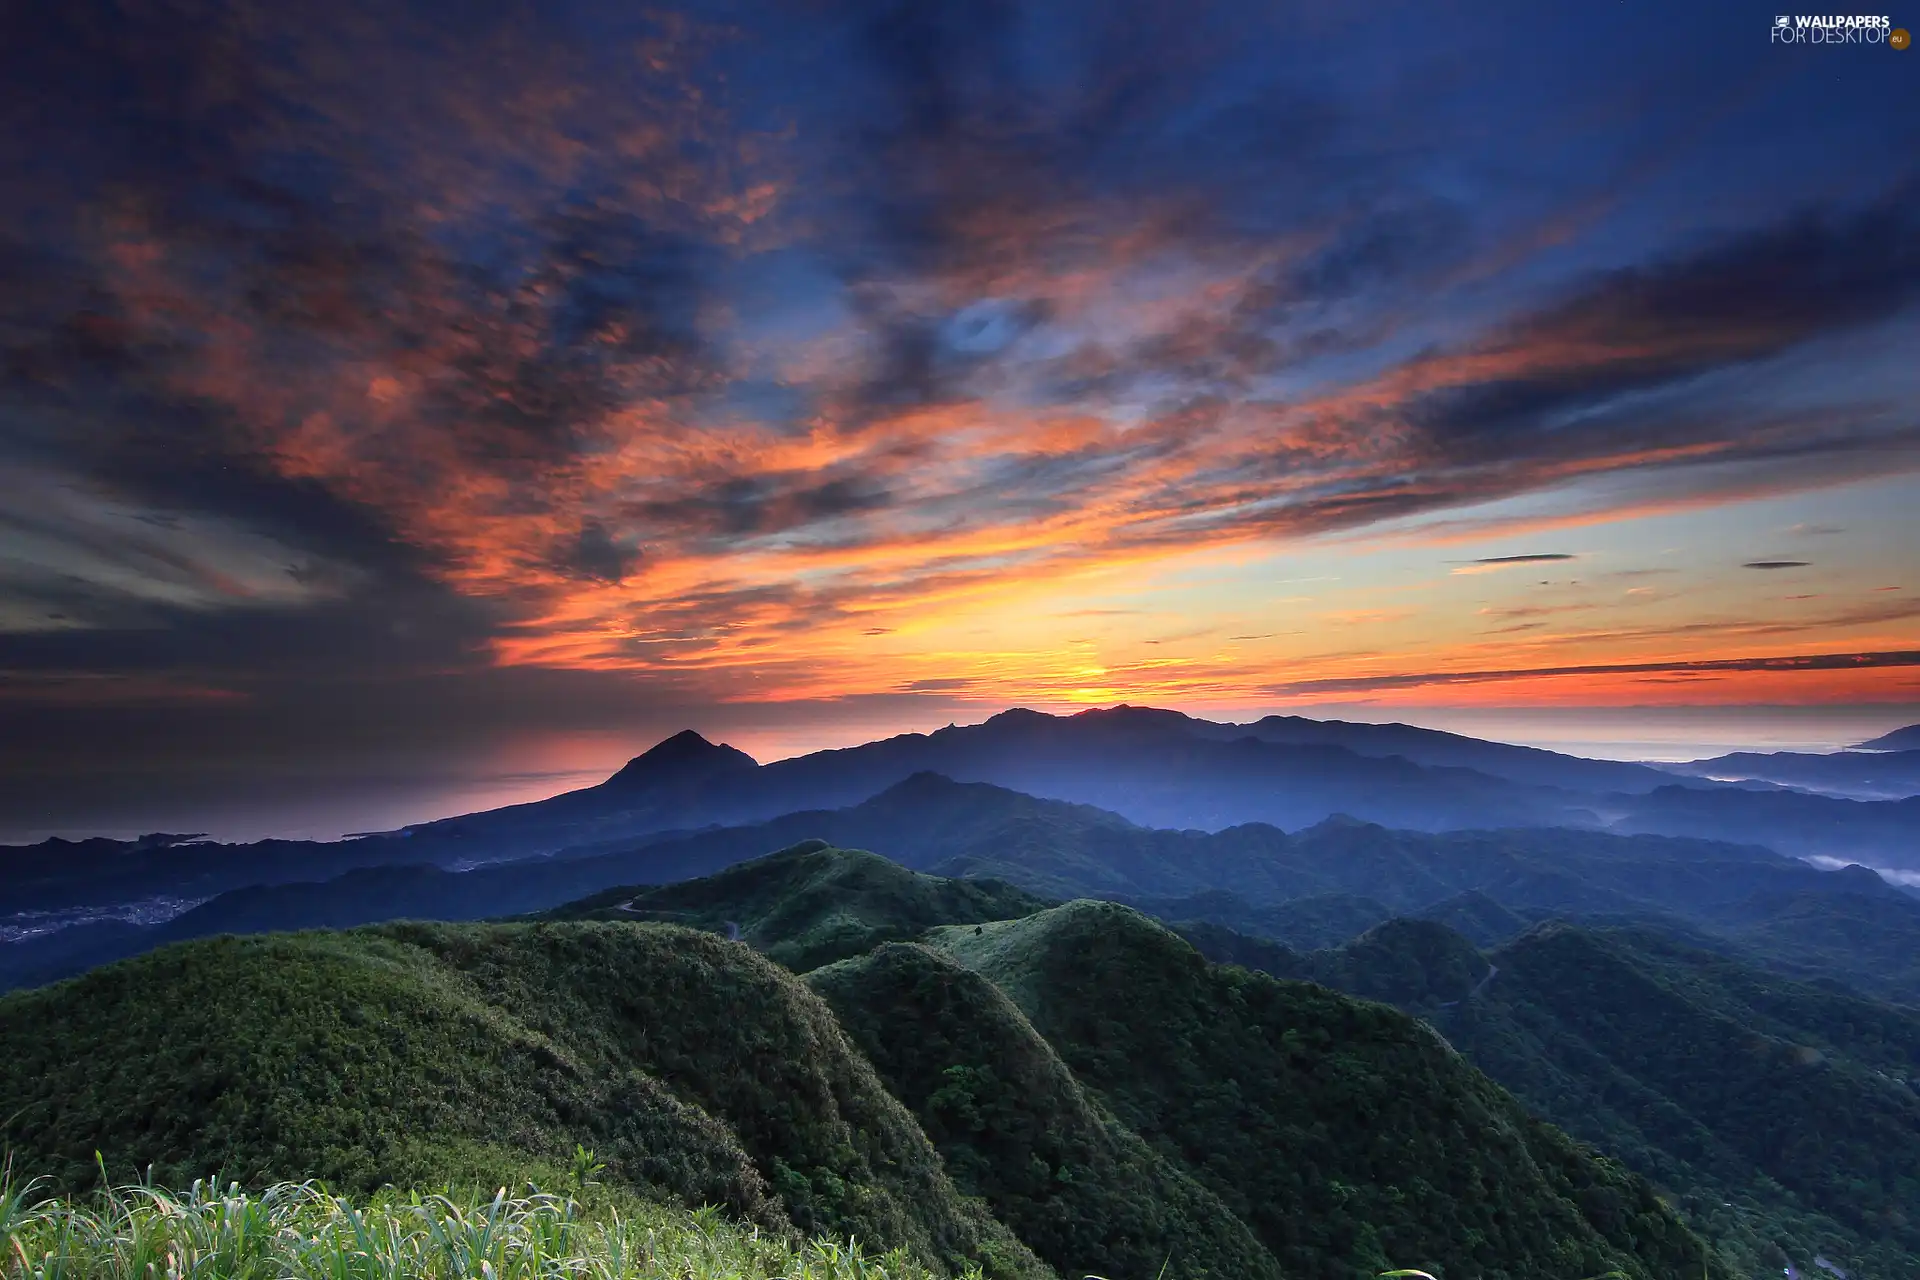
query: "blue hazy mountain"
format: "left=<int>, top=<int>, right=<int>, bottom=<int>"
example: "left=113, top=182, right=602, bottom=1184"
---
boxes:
left=9, top=707, right=1920, bottom=933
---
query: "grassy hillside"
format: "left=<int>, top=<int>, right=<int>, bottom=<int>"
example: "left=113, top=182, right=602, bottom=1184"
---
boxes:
left=1125, top=890, right=1395, bottom=951
left=30, top=840, right=1907, bottom=1278
left=539, top=841, right=1052, bottom=971
left=0, top=1178, right=946, bottom=1280
left=0, top=921, right=1047, bottom=1280
left=1178, top=907, right=1920, bottom=1278
left=1445, top=923, right=1920, bottom=1278
left=1726, top=878, right=1920, bottom=1004
left=1262, top=917, right=1489, bottom=1010
left=924, top=901, right=1720, bottom=1280
left=808, top=942, right=1277, bottom=1280
left=1416, top=890, right=1533, bottom=948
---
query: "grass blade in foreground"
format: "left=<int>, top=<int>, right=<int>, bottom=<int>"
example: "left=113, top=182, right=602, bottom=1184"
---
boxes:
left=0, top=1175, right=953, bottom=1280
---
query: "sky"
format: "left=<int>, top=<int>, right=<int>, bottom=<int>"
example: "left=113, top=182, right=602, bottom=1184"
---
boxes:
left=3, top=0, right=1919, bottom=841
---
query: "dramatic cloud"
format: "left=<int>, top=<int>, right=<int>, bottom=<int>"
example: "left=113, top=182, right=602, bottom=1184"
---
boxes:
left=1452, top=554, right=1578, bottom=575
left=1744, top=561, right=1813, bottom=570
left=1, top=0, right=1916, bottom=833
left=1265, top=650, right=1920, bottom=697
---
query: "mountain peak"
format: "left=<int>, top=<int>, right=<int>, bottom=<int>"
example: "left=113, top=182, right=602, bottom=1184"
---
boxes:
left=1069, top=704, right=1195, bottom=732
left=1854, top=723, right=1920, bottom=752
left=602, top=730, right=758, bottom=790
left=984, top=707, right=1054, bottom=728
left=1305, top=812, right=1379, bottom=832
left=1830, top=862, right=1895, bottom=893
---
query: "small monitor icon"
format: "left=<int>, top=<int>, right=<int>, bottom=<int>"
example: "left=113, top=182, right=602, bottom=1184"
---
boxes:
left=1775, top=14, right=1791, bottom=26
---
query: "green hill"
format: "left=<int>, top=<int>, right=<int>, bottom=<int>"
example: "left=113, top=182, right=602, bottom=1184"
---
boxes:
left=1195, top=907, right=1920, bottom=1278
left=20, top=775, right=1920, bottom=1014
left=808, top=942, right=1278, bottom=1280
left=1416, top=889, right=1533, bottom=948
left=2, top=1180, right=954, bottom=1280
left=1300, top=917, right=1492, bottom=1010
left=1125, top=890, right=1395, bottom=951
left=1, top=845, right=1740, bottom=1280
left=0, top=921, right=1047, bottom=1280
left=1726, top=878, right=1920, bottom=1003
left=1444, top=922, right=1920, bottom=1278
left=924, top=901, right=1719, bottom=1280
left=537, top=840, right=1053, bottom=972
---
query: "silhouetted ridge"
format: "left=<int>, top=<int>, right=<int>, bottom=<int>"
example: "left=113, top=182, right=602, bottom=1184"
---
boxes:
left=1302, top=812, right=1379, bottom=833
left=879, top=770, right=970, bottom=798
left=1066, top=705, right=1195, bottom=733
left=603, top=730, right=759, bottom=790
left=981, top=707, right=1051, bottom=729
left=1832, top=862, right=1895, bottom=891
left=1856, top=723, right=1920, bottom=751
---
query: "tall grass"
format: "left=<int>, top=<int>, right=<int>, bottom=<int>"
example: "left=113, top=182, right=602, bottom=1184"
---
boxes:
left=0, top=1172, right=950, bottom=1280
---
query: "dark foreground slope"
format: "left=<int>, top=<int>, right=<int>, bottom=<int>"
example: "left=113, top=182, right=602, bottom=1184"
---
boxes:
left=920, top=901, right=1717, bottom=1280
left=0, top=921, right=1045, bottom=1280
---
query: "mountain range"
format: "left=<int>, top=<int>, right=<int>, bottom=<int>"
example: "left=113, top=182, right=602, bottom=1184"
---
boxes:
left=1856, top=725, right=1920, bottom=752
left=513, top=841, right=1920, bottom=1279
left=1660, top=748, right=1920, bottom=800
left=9, top=711, right=1920, bottom=926
left=0, top=864, right=1721, bottom=1280
left=8, top=708, right=1920, bottom=1277
left=11, top=766, right=1920, bottom=1006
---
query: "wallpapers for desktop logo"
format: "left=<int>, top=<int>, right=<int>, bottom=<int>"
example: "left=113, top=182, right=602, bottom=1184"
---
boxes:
left=1771, top=13, right=1910, bottom=44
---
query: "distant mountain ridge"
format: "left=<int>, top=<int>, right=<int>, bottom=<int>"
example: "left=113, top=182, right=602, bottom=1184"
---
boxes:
left=17, top=770, right=1920, bottom=1009
left=1856, top=723, right=1920, bottom=751
left=11, top=705, right=1920, bottom=934
left=1660, top=747, right=1920, bottom=800
left=603, top=728, right=761, bottom=789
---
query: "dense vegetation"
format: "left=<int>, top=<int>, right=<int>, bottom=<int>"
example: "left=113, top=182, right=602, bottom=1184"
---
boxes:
left=808, top=942, right=1277, bottom=1280
left=0, top=921, right=1045, bottom=1280
left=16, top=774, right=1920, bottom=1013
left=922, top=902, right=1719, bottom=1280
left=0, top=1176, right=949, bottom=1280
left=16, top=826, right=1917, bottom=1276
left=1446, top=923, right=1920, bottom=1279
left=539, top=841, right=1051, bottom=972
left=1188, top=911, right=1920, bottom=1277
left=0, top=852, right=1737, bottom=1280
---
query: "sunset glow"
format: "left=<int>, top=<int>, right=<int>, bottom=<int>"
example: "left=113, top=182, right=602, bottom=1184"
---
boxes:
left=3, top=0, right=1916, bottom=838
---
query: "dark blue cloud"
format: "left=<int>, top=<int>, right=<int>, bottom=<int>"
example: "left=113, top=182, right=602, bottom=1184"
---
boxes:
left=2, top=0, right=1917, bottom=832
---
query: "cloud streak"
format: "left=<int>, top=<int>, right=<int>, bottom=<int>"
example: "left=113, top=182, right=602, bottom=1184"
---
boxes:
left=1452, top=553, right=1579, bottom=575
left=0, top=0, right=1916, bottom=790
left=1263, top=650, right=1920, bottom=698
